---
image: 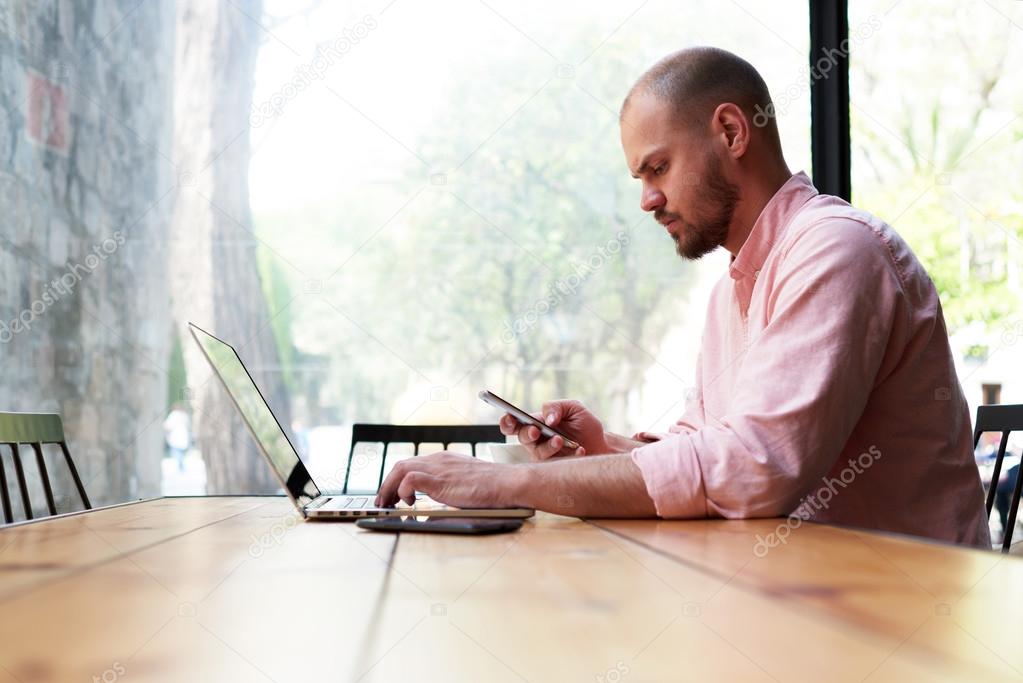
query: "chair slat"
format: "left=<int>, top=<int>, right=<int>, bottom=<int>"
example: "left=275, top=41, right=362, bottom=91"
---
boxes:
left=977, top=404, right=1023, bottom=553
left=976, top=404, right=1023, bottom=434
left=0, top=450, right=12, bottom=523
left=0, top=413, right=66, bottom=443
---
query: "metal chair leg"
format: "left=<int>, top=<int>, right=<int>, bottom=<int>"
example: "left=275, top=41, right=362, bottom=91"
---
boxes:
left=1003, top=455, right=1023, bottom=553
left=376, top=442, right=390, bottom=490
left=59, top=441, right=91, bottom=509
left=0, top=446, right=12, bottom=523
left=985, top=432, right=1010, bottom=517
left=31, top=443, right=58, bottom=516
left=10, top=444, right=33, bottom=520
left=341, top=441, right=358, bottom=494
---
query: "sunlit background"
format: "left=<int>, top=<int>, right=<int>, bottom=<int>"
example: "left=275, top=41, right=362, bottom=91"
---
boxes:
left=0, top=1, right=1020, bottom=533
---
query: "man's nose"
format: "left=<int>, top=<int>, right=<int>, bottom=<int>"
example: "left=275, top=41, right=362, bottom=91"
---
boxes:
left=640, top=183, right=665, bottom=213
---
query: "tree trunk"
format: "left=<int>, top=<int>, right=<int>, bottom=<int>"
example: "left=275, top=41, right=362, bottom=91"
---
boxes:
left=169, top=0, right=289, bottom=494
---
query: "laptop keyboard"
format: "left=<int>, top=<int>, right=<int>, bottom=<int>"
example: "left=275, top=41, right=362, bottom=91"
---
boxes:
left=315, top=495, right=372, bottom=511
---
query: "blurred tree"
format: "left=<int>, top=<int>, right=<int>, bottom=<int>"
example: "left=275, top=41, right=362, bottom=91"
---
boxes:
left=852, top=1, right=1023, bottom=340
left=169, top=0, right=292, bottom=493
left=257, top=28, right=697, bottom=427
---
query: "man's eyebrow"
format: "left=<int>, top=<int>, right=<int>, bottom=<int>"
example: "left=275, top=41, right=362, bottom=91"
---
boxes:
left=630, top=151, right=662, bottom=179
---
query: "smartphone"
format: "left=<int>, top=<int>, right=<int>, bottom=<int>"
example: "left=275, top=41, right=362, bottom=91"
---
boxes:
left=478, top=389, right=581, bottom=451
left=356, top=517, right=524, bottom=535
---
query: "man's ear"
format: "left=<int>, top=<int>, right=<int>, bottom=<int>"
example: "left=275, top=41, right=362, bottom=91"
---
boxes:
left=712, top=103, right=749, bottom=159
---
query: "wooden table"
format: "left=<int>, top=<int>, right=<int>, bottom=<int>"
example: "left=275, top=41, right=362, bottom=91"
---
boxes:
left=0, top=497, right=1019, bottom=682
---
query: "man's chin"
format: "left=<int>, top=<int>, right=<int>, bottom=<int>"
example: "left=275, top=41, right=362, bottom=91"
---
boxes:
left=673, top=234, right=718, bottom=261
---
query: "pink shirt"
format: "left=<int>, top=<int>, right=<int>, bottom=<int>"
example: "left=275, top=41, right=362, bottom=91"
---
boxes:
left=631, top=172, right=991, bottom=549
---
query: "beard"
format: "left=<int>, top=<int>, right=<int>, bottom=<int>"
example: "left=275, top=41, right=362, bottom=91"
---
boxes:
left=656, top=154, right=741, bottom=261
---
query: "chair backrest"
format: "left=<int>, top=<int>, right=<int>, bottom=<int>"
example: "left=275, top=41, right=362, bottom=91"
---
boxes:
left=342, top=423, right=505, bottom=493
left=0, top=412, right=92, bottom=523
left=974, top=404, right=1023, bottom=553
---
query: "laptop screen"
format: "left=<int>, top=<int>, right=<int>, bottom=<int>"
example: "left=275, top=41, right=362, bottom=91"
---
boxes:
left=189, top=323, right=320, bottom=508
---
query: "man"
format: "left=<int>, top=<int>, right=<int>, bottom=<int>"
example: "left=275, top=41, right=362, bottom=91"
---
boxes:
left=376, top=47, right=991, bottom=548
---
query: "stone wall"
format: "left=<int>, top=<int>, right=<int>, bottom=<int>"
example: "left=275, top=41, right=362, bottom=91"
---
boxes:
left=0, top=0, right=175, bottom=512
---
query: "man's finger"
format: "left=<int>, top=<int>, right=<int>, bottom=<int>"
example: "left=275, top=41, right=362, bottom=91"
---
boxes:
left=519, top=425, right=541, bottom=444
left=397, top=471, right=438, bottom=506
left=536, top=435, right=564, bottom=460
left=499, top=414, right=519, bottom=436
left=375, top=460, right=406, bottom=506
left=541, top=401, right=562, bottom=426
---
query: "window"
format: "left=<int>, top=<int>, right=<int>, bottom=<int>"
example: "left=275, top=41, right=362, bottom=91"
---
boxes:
left=849, top=0, right=1023, bottom=417
left=249, top=0, right=812, bottom=488
left=0, top=1, right=813, bottom=512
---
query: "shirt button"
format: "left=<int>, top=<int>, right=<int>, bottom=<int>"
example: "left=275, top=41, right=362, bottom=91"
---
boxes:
left=753, top=269, right=760, bottom=280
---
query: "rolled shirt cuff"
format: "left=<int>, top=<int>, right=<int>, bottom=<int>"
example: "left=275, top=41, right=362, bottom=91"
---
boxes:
left=630, top=434, right=708, bottom=519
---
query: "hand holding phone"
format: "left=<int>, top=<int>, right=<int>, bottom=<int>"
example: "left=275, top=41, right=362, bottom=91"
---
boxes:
left=478, top=391, right=616, bottom=462
left=478, top=390, right=581, bottom=451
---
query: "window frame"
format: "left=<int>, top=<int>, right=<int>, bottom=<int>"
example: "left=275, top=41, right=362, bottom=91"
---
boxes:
left=809, top=0, right=851, bottom=200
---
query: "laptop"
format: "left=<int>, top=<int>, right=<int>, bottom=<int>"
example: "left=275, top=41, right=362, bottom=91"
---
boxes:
left=189, top=323, right=534, bottom=520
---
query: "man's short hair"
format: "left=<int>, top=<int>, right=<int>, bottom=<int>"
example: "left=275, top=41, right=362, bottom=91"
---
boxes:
left=622, top=47, right=777, bottom=136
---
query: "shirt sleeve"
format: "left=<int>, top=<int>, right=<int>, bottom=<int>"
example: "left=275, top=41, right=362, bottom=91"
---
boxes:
left=631, top=219, right=909, bottom=519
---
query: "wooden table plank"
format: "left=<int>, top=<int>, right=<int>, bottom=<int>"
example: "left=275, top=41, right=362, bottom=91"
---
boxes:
left=0, top=497, right=397, bottom=683
left=0, top=497, right=269, bottom=600
left=355, top=514, right=1020, bottom=682
left=593, top=518, right=1023, bottom=682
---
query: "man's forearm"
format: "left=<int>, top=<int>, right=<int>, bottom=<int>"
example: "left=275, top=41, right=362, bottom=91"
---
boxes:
left=510, top=454, right=658, bottom=518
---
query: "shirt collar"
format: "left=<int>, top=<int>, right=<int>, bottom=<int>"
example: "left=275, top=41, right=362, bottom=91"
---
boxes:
left=729, top=171, right=818, bottom=281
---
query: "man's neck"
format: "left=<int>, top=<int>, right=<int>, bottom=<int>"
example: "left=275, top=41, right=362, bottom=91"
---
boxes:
left=723, top=161, right=793, bottom=257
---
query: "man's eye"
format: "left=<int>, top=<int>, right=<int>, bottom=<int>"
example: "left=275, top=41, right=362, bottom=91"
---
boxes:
left=654, top=165, right=667, bottom=176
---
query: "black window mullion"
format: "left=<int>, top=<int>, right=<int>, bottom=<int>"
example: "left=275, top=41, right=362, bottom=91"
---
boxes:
left=809, top=0, right=851, bottom=201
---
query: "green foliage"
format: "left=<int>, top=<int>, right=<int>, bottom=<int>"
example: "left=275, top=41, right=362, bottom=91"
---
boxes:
left=256, top=244, right=298, bottom=392
left=166, top=331, right=187, bottom=412
left=850, top=1, right=1023, bottom=338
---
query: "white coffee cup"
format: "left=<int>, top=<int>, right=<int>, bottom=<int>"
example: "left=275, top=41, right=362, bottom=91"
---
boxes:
left=487, top=442, right=533, bottom=465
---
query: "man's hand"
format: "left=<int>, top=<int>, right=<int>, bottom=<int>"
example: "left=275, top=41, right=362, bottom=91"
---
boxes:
left=499, top=399, right=611, bottom=460
left=375, top=452, right=527, bottom=509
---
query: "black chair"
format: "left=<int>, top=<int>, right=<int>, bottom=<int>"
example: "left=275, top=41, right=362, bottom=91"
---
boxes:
left=341, top=423, right=505, bottom=493
left=0, top=412, right=91, bottom=523
left=974, top=404, right=1023, bottom=552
